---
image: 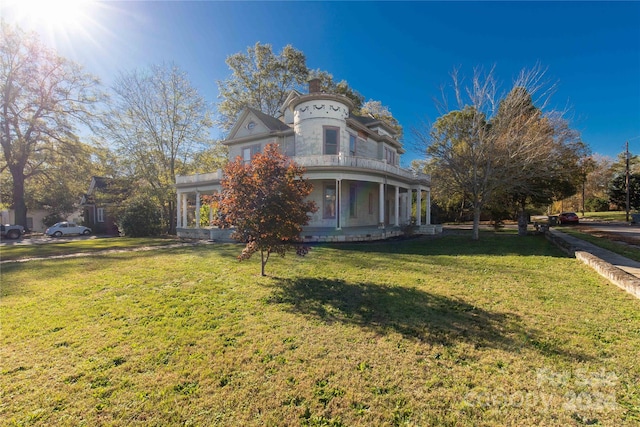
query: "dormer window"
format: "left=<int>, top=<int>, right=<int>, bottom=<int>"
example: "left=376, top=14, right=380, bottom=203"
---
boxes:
left=324, top=126, right=339, bottom=155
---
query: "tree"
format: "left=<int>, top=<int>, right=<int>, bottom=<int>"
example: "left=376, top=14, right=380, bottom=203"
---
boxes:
left=119, top=194, right=163, bottom=237
left=216, top=42, right=308, bottom=132
left=0, top=21, right=102, bottom=227
left=422, top=105, right=491, bottom=240
left=492, top=85, right=588, bottom=234
left=99, top=62, right=217, bottom=234
left=609, top=173, right=640, bottom=211
left=217, top=43, right=401, bottom=137
left=358, top=99, right=404, bottom=139
left=417, top=66, right=586, bottom=239
left=309, top=69, right=364, bottom=110
left=215, top=143, right=317, bottom=276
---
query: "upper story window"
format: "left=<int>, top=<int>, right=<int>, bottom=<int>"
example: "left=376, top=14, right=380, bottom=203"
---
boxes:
left=384, top=147, right=396, bottom=165
left=242, top=144, right=261, bottom=164
left=324, top=126, right=339, bottom=155
left=349, top=134, right=357, bottom=156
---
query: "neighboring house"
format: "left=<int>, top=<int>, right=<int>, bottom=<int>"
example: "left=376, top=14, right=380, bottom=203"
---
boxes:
left=176, top=79, right=441, bottom=242
left=80, top=176, right=123, bottom=235
left=1, top=208, right=81, bottom=233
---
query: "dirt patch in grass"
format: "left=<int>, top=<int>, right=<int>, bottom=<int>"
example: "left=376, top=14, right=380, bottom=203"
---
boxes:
left=575, top=226, right=640, bottom=247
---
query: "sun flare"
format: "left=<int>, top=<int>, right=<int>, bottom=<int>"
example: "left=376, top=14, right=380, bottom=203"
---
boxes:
left=1, top=0, right=97, bottom=35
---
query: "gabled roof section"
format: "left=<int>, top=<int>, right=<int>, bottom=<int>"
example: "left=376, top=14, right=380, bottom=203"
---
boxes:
left=247, top=107, right=291, bottom=131
left=226, top=107, right=291, bottom=142
left=279, top=89, right=303, bottom=116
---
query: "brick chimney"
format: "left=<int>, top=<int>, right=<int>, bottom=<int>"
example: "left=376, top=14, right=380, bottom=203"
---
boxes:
left=308, top=78, right=321, bottom=94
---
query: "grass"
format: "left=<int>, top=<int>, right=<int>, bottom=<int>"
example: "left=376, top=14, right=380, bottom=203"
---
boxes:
left=582, top=211, right=630, bottom=222
left=2, top=232, right=639, bottom=426
left=0, top=237, right=184, bottom=262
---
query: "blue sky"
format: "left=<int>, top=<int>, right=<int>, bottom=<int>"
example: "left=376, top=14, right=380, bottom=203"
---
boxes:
left=3, top=1, right=639, bottom=165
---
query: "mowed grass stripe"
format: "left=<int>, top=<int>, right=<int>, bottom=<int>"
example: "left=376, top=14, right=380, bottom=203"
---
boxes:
left=1, top=233, right=639, bottom=426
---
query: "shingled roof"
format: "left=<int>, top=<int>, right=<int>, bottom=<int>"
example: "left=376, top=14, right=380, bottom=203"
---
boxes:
left=247, top=107, right=291, bottom=132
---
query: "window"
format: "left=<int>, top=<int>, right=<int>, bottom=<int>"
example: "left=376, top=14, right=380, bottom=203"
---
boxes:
left=324, top=183, right=336, bottom=219
left=97, top=208, right=105, bottom=223
left=349, top=134, right=357, bottom=156
left=349, top=184, right=357, bottom=217
left=324, top=127, right=339, bottom=155
left=242, top=144, right=261, bottom=164
left=384, top=147, right=396, bottom=165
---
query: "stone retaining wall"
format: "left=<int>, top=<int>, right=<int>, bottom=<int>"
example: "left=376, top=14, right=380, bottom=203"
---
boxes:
left=545, top=229, right=640, bottom=300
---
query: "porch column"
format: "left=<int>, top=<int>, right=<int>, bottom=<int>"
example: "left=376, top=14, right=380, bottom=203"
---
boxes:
left=394, top=185, right=400, bottom=227
left=176, top=191, right=182, bottom=228
left=181, top=193, right=188, bottom=229
left=426, top=189, right=431, bottom=225
left=195, top=191, right=201, bottom=229
left=209, top=195, right=214, bottom=226
left=416, top=188, right=422, bottom=226
left=336, top=179, right=341, bottom=230
left=379, top=182, right=385, bottom=228
left=405, top=193, right=411, bottom=223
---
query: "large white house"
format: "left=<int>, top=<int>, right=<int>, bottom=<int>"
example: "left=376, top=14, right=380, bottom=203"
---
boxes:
left=175, top=80, right=441, bottom=242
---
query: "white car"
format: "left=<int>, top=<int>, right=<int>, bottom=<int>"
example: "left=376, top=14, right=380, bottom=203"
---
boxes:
left=45, top=222, right=92, bottom=237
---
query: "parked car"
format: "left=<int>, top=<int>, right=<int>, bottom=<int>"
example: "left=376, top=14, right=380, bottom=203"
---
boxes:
left=45, top=222, right=91, bottom=237
left=558, top=212, right=579, bottom=225
left=1, top=224, right=25, bottom=240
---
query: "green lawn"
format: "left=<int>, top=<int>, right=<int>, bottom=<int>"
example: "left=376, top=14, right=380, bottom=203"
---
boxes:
left=1, top=233, right=639, bottom=426
left=582, top=211, right=630, bottom=222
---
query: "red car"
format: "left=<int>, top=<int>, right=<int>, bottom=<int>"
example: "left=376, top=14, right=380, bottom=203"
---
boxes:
left=558, top=212, right=579, bottom=225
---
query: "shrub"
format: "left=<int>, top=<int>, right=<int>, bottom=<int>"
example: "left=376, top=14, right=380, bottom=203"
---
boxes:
left=585, top=197, right=610, bottom=212
left=42, top=213, right=65, bottom=228
left=119, top=196, right=163, bottom=237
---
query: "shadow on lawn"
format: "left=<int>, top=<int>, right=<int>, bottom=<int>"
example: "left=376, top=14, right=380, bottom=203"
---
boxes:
left=269, top=277, right=591, bottom=361
left=318, top=232, right=567, bottom=259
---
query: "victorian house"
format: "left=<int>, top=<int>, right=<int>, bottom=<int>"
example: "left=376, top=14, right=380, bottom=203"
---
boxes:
left=175, top=79, right=441, bottom=242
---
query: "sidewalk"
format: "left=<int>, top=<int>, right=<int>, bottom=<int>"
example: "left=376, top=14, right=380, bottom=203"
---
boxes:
left=547, top=228, right=640, bottom=299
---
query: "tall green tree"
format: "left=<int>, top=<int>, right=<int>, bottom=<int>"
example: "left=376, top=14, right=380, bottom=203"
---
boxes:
left=0, top=21, right=102, bottom=227
left=217, top=43, right=401, bottom=138
left=216, top=42, right=308, bottom=132
left=215, top=143, right=317, bottom=276
left=423, top=106, right=492, bottom=240
left=609, top=173, right=640, bottom=211
left=100, top=62, right=217, bottom=234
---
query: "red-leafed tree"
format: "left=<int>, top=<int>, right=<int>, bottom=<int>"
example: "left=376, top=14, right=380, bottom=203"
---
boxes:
left=215, top=143, right=317, bottom=276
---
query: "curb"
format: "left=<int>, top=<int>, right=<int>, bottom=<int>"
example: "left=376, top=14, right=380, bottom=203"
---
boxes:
left=545, top=229, right=640, bottom=300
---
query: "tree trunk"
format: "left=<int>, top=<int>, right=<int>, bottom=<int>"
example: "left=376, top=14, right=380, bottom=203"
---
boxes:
left=11, top=170, right=28, bottom=229
left=518, top=199, right=528, bottom=237
left=261, top=250, right=267, bottom=277
left=472, top=204, right=481, bottom=241
left=167, top=200, right=176, bottom=235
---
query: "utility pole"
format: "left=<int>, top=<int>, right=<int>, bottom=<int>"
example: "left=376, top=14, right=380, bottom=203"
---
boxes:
left=626, top=141, right=630, bottom=223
